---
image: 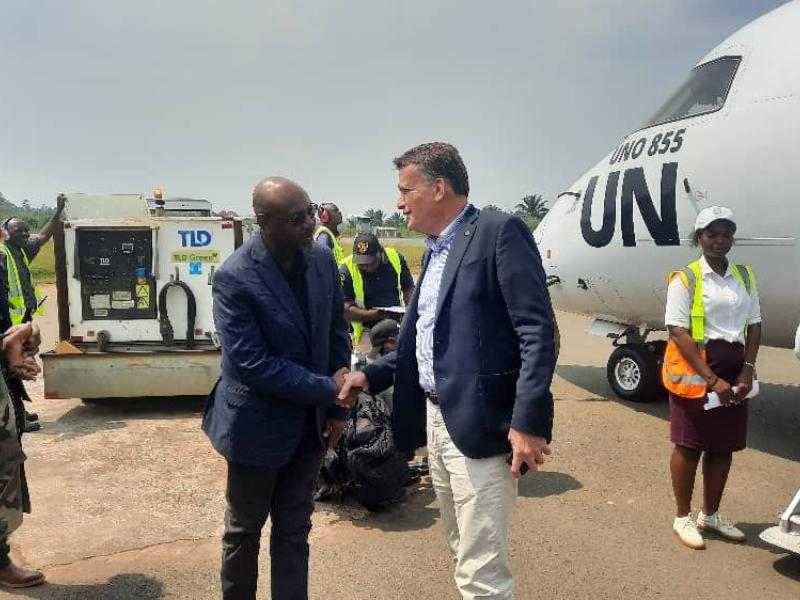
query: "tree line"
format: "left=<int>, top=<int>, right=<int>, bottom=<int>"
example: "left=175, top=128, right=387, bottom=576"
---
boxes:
left=339, top=194, right=549, bottom=236
left=0, top=192, right=56, bottom=231
left=0, top=190, right=549, bottom=235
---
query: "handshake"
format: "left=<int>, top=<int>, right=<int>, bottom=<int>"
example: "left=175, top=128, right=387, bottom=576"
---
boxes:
left=332, top=367, right=370, bottom=408
left=324, top=367, right=370, bottom=450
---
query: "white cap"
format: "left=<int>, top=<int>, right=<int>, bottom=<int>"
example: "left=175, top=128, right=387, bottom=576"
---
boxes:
left=694, top=206, right=736, bottom=232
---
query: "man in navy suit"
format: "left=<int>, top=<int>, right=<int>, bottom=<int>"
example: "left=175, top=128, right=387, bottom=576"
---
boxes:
left=203, top=176, right=352, bottom=600
left=341, top=143, right=555, bottom=599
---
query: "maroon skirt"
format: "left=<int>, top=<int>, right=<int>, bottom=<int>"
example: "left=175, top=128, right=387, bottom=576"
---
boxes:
left=669, top=339, right=748, bottom=453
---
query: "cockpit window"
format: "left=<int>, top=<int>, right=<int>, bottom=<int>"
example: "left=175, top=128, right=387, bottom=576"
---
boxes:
left=641, top=56, right=741, bottom=129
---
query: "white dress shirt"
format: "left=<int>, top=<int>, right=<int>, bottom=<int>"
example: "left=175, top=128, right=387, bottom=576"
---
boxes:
left=665, top=255, right=761, bottom=344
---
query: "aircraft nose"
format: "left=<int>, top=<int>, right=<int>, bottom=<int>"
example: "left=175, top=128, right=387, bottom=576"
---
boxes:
left=532, top=196, right=573, bottom=286
left=533, top=212, right=554, bottom=258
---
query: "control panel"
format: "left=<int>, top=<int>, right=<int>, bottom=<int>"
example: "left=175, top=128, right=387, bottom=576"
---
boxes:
left=76, top=229, right=157, bottom=320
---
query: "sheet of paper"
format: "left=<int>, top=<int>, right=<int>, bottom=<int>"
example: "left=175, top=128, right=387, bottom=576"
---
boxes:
left=704, top=380, right=760, bottom=410
left=374, top=306, right=406, bottom=315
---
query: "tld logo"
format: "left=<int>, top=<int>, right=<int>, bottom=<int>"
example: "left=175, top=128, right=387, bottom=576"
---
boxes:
left=178, top=230, right=212, bottom=248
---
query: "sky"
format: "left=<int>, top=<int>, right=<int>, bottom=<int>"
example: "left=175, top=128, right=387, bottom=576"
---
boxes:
left=0, top=0, right=789, bottom=217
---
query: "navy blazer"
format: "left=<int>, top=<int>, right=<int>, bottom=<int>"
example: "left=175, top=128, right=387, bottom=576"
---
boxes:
left=202, top=235, right=351, bottom=468
left=364, top=206, right=555, bottom=459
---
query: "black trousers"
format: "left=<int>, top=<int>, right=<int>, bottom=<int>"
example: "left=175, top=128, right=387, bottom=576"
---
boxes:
left=221, top=425, right=323, bottom=600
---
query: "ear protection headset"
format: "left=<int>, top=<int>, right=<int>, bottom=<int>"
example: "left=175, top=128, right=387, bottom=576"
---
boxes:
left=319, top=205, right=330, bottom=224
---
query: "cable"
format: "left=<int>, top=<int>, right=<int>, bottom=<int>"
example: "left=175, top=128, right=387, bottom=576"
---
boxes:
left=158, top=280, right=197, bottom=349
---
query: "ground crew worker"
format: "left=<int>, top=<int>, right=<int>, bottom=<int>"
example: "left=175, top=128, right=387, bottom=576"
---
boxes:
left=663, top=206, right=761, bottom=550
left=0, top=194, right=65, bottom=325
left=314, top=202, right=345, bottom=264
left=0, top=193, right=66, bottom=432
left=339, top=233, right=414, bottom=348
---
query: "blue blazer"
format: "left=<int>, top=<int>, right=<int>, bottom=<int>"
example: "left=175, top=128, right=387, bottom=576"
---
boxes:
left=364, top=206, right=555, bottom=459
left=202, top=235, right=351, bottom=467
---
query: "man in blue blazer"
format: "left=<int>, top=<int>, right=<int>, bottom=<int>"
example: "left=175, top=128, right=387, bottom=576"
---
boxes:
left=341, top=143, right=555, bottom=599
left=203, top=176, right=352, bottom=600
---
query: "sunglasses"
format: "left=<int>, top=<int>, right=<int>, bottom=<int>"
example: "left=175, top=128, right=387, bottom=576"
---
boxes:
left=257, top=203, right=318, bottom=226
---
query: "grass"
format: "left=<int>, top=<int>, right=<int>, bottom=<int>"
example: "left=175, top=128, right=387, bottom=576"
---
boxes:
left=30, top=240, right=55, bottom=284
left=396, top=242, right=426, bottom=278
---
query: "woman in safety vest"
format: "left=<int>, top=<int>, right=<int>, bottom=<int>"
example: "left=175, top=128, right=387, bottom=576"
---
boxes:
left=663, top=206, right=761, bottom=550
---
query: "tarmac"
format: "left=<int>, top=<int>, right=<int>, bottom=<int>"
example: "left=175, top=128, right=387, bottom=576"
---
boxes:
left=3, top=285, right=799, bottom=599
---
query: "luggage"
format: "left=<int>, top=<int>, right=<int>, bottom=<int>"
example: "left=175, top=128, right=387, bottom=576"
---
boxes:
left=315, top=393, right=411, bottom=509
left=345, top=395, right=410, bottom=508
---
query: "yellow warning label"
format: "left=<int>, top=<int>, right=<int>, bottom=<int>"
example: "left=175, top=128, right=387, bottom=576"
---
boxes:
left=171, top=250, right=221, bottom=263
left=135, top=284, right=150, bottom=309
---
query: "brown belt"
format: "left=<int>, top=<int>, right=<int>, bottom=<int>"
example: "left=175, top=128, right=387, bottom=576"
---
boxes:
left=425, top=391, right=439, bottom=405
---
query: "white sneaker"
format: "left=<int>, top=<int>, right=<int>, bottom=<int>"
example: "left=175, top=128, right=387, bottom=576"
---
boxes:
left=697, top=511, right=746, bottom=542
left=673, top=514, right=706, bottom=549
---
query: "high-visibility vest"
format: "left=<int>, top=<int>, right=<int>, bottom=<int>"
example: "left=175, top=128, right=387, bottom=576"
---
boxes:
left=314, top=225, right=344, bottom=265
left=342, top=247, right=404, bottom=344
left=661, top=259, right=754, bottom=398
left=0, top=243, right=44, bottom=324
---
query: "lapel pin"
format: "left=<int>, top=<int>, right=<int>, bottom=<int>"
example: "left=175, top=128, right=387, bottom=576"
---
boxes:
left=464, top=230, right=471, bottom=236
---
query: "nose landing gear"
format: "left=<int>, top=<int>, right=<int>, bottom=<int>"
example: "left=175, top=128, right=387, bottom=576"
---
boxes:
left=606, top=332, right=667, bottom=403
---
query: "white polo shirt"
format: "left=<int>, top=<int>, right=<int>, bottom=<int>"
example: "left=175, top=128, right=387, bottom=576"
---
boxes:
left=665, top=255, right=761, bottom=344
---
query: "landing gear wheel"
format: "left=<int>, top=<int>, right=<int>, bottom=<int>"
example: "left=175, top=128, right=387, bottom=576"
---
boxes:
left=607, top=344, right=659, bottom=402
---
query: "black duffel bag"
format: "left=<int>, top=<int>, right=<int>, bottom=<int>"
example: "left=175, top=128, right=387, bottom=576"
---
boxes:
left=344, top=394, right=410, bottom=509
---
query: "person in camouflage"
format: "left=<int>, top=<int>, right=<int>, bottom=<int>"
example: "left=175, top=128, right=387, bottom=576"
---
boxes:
left=0, top=322, right=44, bottom=588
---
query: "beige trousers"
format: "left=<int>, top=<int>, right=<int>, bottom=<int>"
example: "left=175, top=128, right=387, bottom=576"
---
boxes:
left=426, top=401, right=518, bottom=599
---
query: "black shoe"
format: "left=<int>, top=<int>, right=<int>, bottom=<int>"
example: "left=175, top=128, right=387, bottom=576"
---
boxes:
left=24, top=420, right=41, bottom=433
left=314, top=481, right=342, bottom=502
left=406, top=461, right=429, bottom=477
left=315, top=484, right=333, bottom=502
left=404, top=468, right=421, bottom=485
left=25, top=412, right=38, bottom=422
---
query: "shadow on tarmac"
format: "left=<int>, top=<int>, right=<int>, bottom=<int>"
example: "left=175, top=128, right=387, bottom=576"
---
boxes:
left=322, top=472, right=582, bottom=531
left=556, top=364, right=800, bottom=463
left=773, top=555, right=800, bottom=582
left=5, top=573, right=162, bottom=599
left=324, top=479, right=439, bottom=533
left=46, top=396, right=207, bottom=441
left=518, top=471, right=582, bottom=498
left=736, top=522, right=785, bottom=552
left=736, top=521, right=800, bottom=580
